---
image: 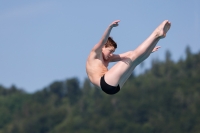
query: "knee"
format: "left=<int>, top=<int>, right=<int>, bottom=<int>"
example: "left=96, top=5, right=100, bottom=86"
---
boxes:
left=129, top=50, right=148, bottom=62
left=122, top=50, right=146, bottom=63
left=127, top=50, right=141, bottom=61
left=124, top=51, right=135, bottom=61
left=126, top=51, right=133, bottom=57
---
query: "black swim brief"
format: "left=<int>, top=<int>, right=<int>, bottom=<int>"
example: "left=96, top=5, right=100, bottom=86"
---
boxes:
left=100, top=75, right=120, bottom=95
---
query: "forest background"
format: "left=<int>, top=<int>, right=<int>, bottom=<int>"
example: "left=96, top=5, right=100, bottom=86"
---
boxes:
left=1, top=46, right=200, bottom=133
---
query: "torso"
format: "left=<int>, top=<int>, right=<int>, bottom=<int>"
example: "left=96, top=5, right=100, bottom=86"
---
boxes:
left=86, top=51, right=109, bottom=88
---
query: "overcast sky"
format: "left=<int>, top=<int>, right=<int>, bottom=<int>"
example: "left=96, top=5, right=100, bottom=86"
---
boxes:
left=0, top=0, right=200, bottom=93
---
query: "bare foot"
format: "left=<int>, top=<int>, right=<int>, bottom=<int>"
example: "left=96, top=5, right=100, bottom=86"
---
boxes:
left=156, top=20, right=171, bottom=38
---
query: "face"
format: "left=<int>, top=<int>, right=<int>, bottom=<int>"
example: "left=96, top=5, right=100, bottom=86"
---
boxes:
left=102, top=46, right=115, bottom=61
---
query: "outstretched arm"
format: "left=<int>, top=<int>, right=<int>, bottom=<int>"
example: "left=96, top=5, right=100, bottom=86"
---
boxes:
left=109, top=51, right=132, bottom=62
left=92, top=20, right=120, bottom=53
left=109, top=46, right=161, bottom=62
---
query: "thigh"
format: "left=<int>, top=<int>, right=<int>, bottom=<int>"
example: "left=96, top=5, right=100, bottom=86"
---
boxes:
left=104, top=57, right=138, bottom=88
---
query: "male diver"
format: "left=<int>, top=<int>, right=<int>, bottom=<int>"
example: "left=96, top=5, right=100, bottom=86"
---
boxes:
left=86, top=20, right=171, bottom=95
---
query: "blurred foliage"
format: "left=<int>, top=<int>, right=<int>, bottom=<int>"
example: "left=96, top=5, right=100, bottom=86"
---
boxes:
left=1, top=46, right=200, bottom=133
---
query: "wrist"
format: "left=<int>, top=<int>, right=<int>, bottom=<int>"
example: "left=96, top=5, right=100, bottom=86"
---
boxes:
left=109, top=24, right=113, bottom=28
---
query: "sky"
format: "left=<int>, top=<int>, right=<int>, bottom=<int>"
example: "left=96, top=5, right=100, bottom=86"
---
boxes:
left=0, top=0, right=200, bottom=93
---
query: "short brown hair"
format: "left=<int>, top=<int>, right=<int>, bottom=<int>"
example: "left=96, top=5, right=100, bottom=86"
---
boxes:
left=105, top=37, right=117, bottom=49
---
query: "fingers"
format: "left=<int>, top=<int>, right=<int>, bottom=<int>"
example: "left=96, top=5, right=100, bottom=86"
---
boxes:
left=115, top=20, right=120, bottom=23
left=112, top=20, right=120, bottom=24
left=155, top=46, right=161, bottom=50
left=152, top=46, right=161, bottom=53
left=114, top=20, right=120, bottom=24
left=111, top=20, right=120, bottom=27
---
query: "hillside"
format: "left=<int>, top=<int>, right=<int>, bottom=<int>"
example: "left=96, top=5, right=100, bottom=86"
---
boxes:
left=0, top=47, right=200, bottom=133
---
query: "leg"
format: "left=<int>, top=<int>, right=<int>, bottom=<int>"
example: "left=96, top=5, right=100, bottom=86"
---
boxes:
left=104, top=20, right=171, bottom=88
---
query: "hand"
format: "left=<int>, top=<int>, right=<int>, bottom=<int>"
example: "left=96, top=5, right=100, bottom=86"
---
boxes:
left=152, top=46, right=161, bottom=53
left=110, top=20, right=120, bottom=27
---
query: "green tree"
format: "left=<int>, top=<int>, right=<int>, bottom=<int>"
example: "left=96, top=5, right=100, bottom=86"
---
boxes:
left=66, top=77, right=81, bottom=105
